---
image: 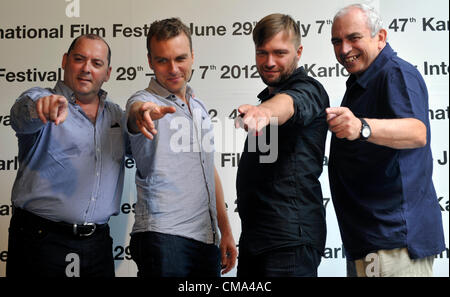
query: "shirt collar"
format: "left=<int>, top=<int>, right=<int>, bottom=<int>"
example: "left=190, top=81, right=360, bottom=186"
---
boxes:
left=54, top=80, right=108, bottom=104
left=146, top=78, right=195, bottom=101
left=257, top=67, right=307, bottom=101
left=347, top=43, right=396, bottom=89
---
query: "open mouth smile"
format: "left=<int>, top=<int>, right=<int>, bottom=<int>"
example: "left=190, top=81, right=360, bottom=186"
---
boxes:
left=344, top=54, right=360, bottom=63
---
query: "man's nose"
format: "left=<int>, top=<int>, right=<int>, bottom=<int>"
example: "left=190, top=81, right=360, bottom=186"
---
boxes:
left=168, top=61, right=178, bottom=73
left=81, top=61, right=91, bottom=73
left=341, top=40, right=352, bottom=56
left=264, top=54, right=276, bottom=68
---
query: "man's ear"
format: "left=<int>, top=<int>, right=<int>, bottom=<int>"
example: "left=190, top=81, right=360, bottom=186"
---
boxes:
left=62, top=53, right=68, bottom=70
left=296, top=45, right=303, bottom=59
left=377, top=29, right=387, bottom=49
left=104, top=66, right=112, bottom=82
left=148, top=53, right=154, bottom=70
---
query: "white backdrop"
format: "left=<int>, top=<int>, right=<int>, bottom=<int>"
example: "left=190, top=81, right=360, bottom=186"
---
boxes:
left=0, top=0, right=448, bottom=277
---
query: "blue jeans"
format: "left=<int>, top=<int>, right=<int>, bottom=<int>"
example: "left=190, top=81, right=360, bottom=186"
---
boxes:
left=129, top=231, right=221, bottom=277
left=237, top=245, right=321, bottom=277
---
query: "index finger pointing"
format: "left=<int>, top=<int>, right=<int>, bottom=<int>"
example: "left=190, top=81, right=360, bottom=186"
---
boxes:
left=237, top=104, right=252, bottom=115
left=142, top=109, right=155, bottom=130
left=160, top=106, right=176, bottom=115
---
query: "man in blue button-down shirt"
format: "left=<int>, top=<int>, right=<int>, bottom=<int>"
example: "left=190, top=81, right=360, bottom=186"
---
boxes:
left=327, top=4, right=445, bottom=276
left=6, top=34, right=128, bottom=277
left=125, top=18, right=237, bottom=277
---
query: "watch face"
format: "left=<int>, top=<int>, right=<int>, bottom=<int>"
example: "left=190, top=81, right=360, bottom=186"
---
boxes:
left=362, top=126, right=371, bottom=138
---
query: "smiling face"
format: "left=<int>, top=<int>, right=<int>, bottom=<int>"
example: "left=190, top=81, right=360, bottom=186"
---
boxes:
left=255, top=30, right=302, bottom=88
left=62, top=37, right=111, bottom=103
left=331, top=7, right=386, bottom=76
left=148, top=33, right=194, bottom=101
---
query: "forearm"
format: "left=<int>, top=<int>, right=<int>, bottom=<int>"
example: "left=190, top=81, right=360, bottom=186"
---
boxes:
left=259, top=93, right=294, bottom=125
left=365, top=118, right=427, bottom=149
left=214, top=168, right=233, bottom=236
left=126, top=101, right=142, bottom=134
left=213, top=167, right=238, bottom=274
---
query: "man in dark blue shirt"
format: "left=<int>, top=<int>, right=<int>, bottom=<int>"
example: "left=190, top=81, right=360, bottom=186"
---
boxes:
left=327, top=4, right=445, bottom=276
left=235, top=13, right=329, bottom=277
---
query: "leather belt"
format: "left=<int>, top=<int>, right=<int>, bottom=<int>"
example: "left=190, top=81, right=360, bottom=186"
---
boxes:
left=12, top=208, right=107, bottom=237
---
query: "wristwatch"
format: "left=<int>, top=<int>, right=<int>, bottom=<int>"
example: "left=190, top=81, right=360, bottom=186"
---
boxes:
left=359, top=118, right=371, bottom=141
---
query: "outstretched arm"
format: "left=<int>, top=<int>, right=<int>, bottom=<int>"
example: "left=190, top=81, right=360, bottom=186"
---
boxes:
left=235, top=93, right=294, bottom=132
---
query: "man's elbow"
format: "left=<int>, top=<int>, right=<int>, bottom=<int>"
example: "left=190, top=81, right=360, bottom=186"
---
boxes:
left=413, top=137, right=426, bottom=148
left=413, top=124, right=427, bottom=148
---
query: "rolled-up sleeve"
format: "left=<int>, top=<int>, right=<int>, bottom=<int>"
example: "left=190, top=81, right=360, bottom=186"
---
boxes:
left=280, top=79, right=329, bottom=127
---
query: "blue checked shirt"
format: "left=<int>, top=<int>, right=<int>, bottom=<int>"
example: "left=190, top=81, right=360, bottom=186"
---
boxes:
left=125, top=79, right=219, bottom=245
left=10, top=81, right=128, bottom=224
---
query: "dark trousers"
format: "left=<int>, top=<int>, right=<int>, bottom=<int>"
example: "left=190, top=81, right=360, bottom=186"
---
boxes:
left=237, top=245, right=322, bottom=277
left=6, top=209, right=115, bottom=277
left=129, top=231, right=221, bottom=277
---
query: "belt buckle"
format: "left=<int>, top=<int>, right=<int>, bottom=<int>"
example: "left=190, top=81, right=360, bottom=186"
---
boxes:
left=73, top=223, right=96, bottom=237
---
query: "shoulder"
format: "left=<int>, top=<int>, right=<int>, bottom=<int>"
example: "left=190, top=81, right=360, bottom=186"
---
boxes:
left=384, top=56, right=427, bottom=91
left=280, top=69, right=329, bottom=104
left=128, top=89, right=153, bottom=101
left=288, top=68, right=328, bottom=93
left=128, top=89, right=165, bottom=104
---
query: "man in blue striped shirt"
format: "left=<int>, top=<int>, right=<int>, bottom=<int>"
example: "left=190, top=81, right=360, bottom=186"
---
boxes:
left=6, top=34, right=128, bottom=277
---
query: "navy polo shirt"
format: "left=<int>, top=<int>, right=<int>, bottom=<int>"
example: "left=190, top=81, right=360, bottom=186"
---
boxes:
left=328, top=43, right=445, bottom=261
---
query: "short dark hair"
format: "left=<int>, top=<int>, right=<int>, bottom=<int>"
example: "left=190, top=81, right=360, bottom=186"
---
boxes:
left=253, top=13, right=301, bottom=48
left=67, top=34, right=111, bottom=66
left=146, top=18, right=192, bottom=57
